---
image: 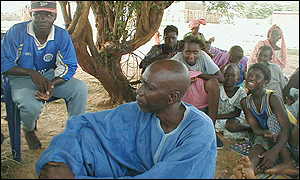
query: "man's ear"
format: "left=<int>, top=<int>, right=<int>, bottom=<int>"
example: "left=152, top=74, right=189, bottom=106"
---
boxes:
left=168, top=90, right=181, bottom=104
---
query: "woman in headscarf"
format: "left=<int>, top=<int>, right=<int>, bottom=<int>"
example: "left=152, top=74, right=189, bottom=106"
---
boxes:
left=248, top=24, right=287, bottom=69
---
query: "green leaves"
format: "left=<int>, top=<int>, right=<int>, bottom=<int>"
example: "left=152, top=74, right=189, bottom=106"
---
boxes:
left=204, top=1, right=298, bottom=22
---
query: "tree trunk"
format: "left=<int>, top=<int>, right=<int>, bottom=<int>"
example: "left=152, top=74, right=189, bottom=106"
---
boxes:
left=73, top=41, right=136, bottom=105
left=58, top=1, right=173, bottom=104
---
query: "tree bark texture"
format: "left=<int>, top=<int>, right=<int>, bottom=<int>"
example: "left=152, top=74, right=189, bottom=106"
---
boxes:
left=58, top=1, right=173, bottom=104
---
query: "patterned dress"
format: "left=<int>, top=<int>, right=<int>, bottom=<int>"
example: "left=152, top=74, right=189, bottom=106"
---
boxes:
left=246, top=90, right=281, bottom=148
left=215, top=85, right=248, bottom=139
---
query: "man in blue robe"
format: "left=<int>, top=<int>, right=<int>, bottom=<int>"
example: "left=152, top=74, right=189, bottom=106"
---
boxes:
left=36, top=59, right=217, bottom=178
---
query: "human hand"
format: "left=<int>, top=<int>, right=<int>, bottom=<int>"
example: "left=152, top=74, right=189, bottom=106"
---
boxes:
left=35, top=83, right=54, bottom=101
left=191, top=77, right=198, bottom=83
left=30, top=71, right=52, bottom=94
left=257, top=149, right=278, bottom=171
left=283, top=95, right=296, bottom=105
left=208, top=37, right=215, bottom=43
left=263, top=131, right=278, bottom=142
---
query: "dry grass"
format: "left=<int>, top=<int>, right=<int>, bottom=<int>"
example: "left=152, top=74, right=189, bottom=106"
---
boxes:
left=1, top=148, right=23, bottom=178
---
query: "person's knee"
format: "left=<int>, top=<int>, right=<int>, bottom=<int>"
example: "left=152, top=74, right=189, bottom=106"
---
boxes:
left=73, top=80, right=88, bottom=97
left=249, top=144, right=265, bottom=155
left=13, top=90, right=43, bottom=116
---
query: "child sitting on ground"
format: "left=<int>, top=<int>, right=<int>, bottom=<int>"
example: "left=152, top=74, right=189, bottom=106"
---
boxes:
left=215, top=63, right=251, bottom=140
left=283, top=68, right=299, bottom=119
left=256, top=45, right=287, bottom=98
left=209, top=45, right=248, bottom=87
left=240, top=63, right=296, bottom=176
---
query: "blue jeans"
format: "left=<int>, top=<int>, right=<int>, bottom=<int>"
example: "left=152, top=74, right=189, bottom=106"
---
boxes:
left=8, top=69, right=88, bottom=132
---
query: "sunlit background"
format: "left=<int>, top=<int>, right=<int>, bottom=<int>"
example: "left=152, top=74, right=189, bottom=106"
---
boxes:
left=1, top=1, right=299, bottom=56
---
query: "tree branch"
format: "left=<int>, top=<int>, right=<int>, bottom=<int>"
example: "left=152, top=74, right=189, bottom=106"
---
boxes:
left=58, top=1, right=71, bottom=29
left=126, top=2, right=171, bottom=53
left=72, top=2, right=91, bottom=40
left=104, top=1, right=115, bottom=32
left=85, top=20, right=100, bottom=59
left=67, top=1, right=83, bottom=34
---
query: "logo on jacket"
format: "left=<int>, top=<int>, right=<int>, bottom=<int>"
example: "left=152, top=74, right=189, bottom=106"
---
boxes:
left=40, top=2, right=48, bottom=6
left=43, top=53, right=53, bottom=62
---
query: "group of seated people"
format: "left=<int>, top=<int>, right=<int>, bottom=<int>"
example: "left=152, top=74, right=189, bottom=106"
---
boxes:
left=137, top=20, right=299, bottom=178
left=1, top=3, right=298, bottom=178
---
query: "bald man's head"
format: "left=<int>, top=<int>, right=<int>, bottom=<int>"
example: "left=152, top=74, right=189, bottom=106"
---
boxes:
left=136, top=59, right=191, bottom=113
left=145, top=60, right=191, bottom=96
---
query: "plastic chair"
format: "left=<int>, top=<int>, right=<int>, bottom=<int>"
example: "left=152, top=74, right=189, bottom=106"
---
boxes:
left=1, top=74, right=61, bottom=161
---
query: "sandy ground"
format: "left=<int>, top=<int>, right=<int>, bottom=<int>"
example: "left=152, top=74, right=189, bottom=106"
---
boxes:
left=1, top=52, right=299, bottom=179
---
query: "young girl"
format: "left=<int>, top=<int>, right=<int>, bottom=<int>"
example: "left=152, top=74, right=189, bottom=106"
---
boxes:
left=215, top=63, right=250, bottom=140
left=241, top=63, right=295, bottom=175
left=214, top=45, right=248, bottom=87
left=249, top=25, right=287, bottom=69
left=257, top=45, right=287, bottom=98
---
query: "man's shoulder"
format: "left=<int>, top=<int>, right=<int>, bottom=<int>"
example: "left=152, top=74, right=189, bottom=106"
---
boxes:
left=75, top=102, right=141, bottom=121
left=185, top=103, right=214, bottom=126
left=53, top=25, right=69, bottom=36
left=199, top=50, right=212, bottom=59
left=115, top=102, right=140, bottom=111
left=150, top=44, right=164, bottom=51
left=7, top=21, right=29, bottom=33
left=269, top=63, right=282, bottom=71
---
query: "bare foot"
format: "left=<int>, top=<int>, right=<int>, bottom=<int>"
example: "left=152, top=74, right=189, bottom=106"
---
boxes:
left=265, top=162, right=299, bottom=176
left=216, top=169, right=228, bottom=179
left=238, top=156, right=253, bottom=168
left=230, top=164, right=243, bottom=179
left=24, top=130, right=42, bottom=150
left=241, top=166, right=256, bottom=179
left=231, top=156, right=256, bottom=179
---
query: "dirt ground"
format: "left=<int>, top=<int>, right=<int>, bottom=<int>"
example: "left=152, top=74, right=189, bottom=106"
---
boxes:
left=1, top=51, right=299, bottom=179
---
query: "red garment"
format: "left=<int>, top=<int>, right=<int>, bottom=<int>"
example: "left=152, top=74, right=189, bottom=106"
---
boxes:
left=249, top=24, right=287, bottom=69
left=182, top=71, right=208, bottom=109
left=188, top=18, right=207, bottom=29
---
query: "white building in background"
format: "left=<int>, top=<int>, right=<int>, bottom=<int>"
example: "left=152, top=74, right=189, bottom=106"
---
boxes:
left=272, top=11, right=299, bottom=49
left=159, top=1, right=222, bottom=40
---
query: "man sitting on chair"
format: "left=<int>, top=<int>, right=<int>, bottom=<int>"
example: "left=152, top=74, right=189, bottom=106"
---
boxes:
left=1, top=1, right=88, bottom=150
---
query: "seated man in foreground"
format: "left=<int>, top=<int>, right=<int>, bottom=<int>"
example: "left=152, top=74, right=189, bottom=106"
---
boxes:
left=36, top=60, right=217, bottom=179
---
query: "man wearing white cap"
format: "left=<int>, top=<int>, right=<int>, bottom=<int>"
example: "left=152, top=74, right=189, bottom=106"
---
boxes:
left=1, top=1, right=88, bottom=150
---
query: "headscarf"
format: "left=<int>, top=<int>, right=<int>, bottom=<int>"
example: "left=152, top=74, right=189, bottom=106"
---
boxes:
left=188, top=18, right=207, bottom=29
left=248, top=24, right=287, bottom=69
left=266, top=25, right=287, bottom=68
